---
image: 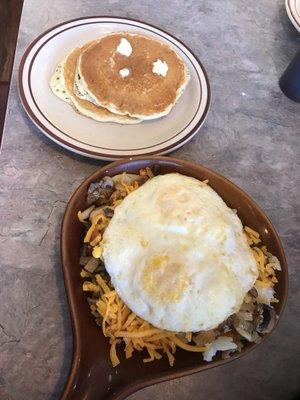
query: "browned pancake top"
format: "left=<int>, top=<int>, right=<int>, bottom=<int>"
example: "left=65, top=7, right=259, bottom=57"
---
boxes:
left=63, top=43, right=137, bottom=122
left=79, top=33, right=187, bottom=117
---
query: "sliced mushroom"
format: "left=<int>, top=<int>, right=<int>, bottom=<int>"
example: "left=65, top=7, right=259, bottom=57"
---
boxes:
left=233, top=335, right=244, bottom=352
left=84, top=257, right=100, bottom=273
left=193, top=329, right=218, bottom=346
left=252, top=331, right=262, bottom=344
left=100, top=176, right=114, bottom=189
left=236, top=311, right=253, bottom=321
left=94, top=262, right=106, bottom=273
left=79, top=256, right=92, bottom=266
left=97, top=189, right=114, bottom=206
left=254, top=304, right=277, bottom=334
left=87, top=177, right=115, bottom=206
left=103, top=206, right=114, bottom=218
left=233, top=314, right=255, bottom=341
left=81, top=243, right=93, bottom=257
left=219, top=317, right=233, bottom=333
left=86, top=183, right=99, bottom=205
left=239, top=299, right=256, bottom=313
left=249, top=287, right=258, bottom=298
left=234, top=326, right=253, bottom=342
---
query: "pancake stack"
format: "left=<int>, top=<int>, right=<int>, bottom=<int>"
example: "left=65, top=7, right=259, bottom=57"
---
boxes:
left=50, top=32, right=190, bottom=124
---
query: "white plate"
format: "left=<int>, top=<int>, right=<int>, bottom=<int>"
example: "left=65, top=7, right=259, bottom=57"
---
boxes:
left=286, top=0, right=300, bottom=32
left=18, top=17, right=210, bottom=160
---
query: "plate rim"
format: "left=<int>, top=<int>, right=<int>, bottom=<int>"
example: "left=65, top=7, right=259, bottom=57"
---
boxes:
left=60, top=155, right=288, bottom=400
left=286, top=0, right=300, bottom=32
left=18, top=16, right=211, bottom=160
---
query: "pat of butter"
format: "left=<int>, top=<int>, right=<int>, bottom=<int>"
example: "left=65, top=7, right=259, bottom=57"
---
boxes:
left=116, top=38, right=132, bottom=57
left=119, top=68, right=130, bottom=78
left=152, top=59, right=168, bottom=77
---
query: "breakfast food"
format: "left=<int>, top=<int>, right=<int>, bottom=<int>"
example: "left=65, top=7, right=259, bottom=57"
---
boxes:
left=50, top=44, right=139, bottom=124
left=78, top=168, right=280, bottom=367
left=103, top=174, right=258, bottom=332
left=50, top=33, right=189, bottom=124
left=77, top=33, right=189, bottom=119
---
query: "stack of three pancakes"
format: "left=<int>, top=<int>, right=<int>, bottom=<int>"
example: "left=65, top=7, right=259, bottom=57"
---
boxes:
left=50, top=33, right=190, bottom=124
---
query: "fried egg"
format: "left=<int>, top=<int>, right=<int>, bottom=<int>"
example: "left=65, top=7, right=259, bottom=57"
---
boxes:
left=102, top=173, right=258, bottom=332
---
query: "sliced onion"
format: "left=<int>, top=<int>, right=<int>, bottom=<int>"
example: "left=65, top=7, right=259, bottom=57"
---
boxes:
left=112, top=173, right=142, bottom=185
left=78, top=205, right=95, bottom=222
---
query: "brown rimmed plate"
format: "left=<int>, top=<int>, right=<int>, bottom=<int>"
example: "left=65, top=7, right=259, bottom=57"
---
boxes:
left=61, top=156, right=288, bottom=400
left=18, top=16, right=210, bottom=160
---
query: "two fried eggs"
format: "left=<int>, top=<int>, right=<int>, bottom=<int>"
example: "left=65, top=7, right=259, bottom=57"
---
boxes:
left=102, top=173, right=258, bottom=332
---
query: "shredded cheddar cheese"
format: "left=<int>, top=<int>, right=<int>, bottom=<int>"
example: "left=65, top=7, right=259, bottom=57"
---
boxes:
left=84, top=214, right=108, bottom=243
left=244, top=226, right=279, bottom=303
left=83, top=273, right=209, bottom=367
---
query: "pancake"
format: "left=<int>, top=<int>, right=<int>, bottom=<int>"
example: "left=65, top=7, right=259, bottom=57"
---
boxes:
left=49, top=64, right=72, bottom=103
left=78, top=33, right=190, bottom=119
left=102, top=173, right=258, bottom=332
left=64, top=44, right=140, bottom=124
left=50, top=44, right=140, bottom=124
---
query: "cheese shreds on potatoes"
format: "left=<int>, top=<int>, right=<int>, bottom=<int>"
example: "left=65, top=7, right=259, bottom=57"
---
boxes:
left=83, top=273, right=206, bottom=367
left=79, top=170, right=280, bottom=367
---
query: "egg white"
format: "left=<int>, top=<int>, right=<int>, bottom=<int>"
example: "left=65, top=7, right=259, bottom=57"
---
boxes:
left=102, top=173, right=258, bottom=332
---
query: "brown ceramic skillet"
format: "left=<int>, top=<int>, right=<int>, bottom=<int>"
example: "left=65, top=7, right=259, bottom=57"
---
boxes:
left=60, top=156, right=288, bottom=400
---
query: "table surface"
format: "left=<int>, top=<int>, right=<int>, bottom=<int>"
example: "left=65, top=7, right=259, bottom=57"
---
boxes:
left=0, top=1, right=299, bottom=399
